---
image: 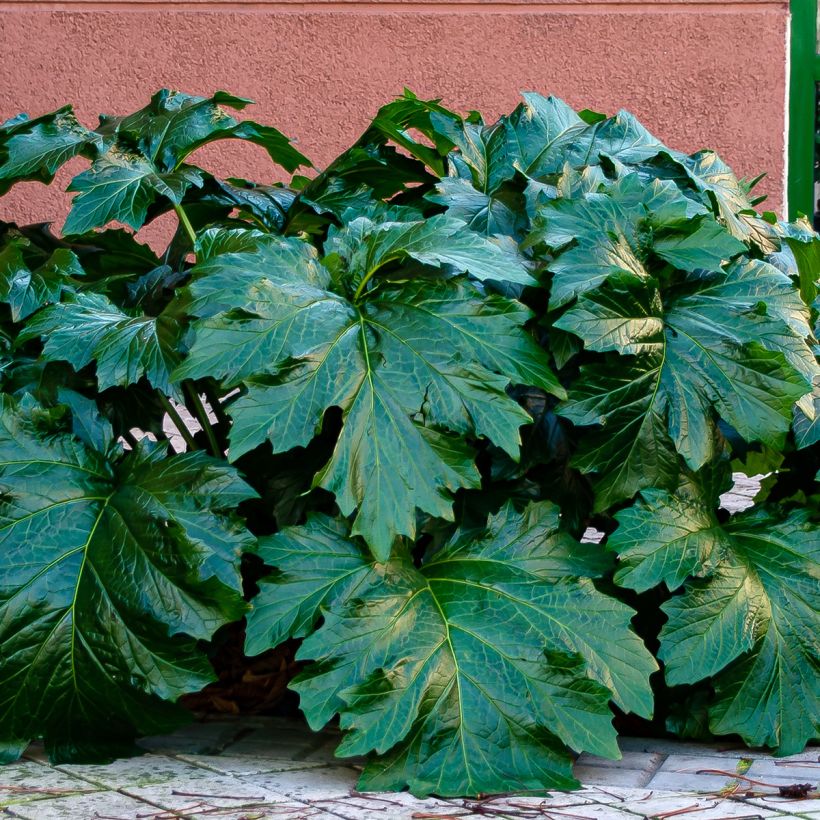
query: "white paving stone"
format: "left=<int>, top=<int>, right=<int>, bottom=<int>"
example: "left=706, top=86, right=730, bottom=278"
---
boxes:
left=497, top=788, right=601, bottom=808
left=621, top=738, right=818, bottom=762
left=748, top=758, right=820, bottom=783
left=55, top=753, right=226, bottom=789
left=618, top=791, right=743, bottom=817
left=744, top=795, right=820, bottom=814
left=648, top=754, right=763, bottom=793
left=177, top=752, right=329, bottom=775
left=123, top=772, right=295, bottom=816
left=578, top=751, right=667, bottom=771
left=221, top=727, right=329, bottom=760
left=500, top=800, right=641, bottom=818
left=4, top=721, right=816, bottom=820
left=248, top=766, right=362, bottom=801
left=581, top=784, right=659, bottom=803
left=658, top=753, right=757, bottom=773
left=4, top=790, right=154, bottom=819
left=139, top=719, right=245, bottom=755
left=575, top=764, right=655, bottom=788
left=310, top=791, right=468, bottom=820
left=662, top=802, right=779, bottom=819
left=648, top=770, right=750, bottom=793
left=0, top=759, right=99, bottom=808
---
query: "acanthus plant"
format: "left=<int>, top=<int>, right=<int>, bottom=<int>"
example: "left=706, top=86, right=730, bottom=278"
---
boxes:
left=0, top=88, right=817, bottom=795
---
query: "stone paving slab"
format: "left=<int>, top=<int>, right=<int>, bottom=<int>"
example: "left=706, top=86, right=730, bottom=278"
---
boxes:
left=1, top=717, right=817, bottom=819
left=5, top=790, right=155, bottom=819
left=0, top=760, right=100, bottom=810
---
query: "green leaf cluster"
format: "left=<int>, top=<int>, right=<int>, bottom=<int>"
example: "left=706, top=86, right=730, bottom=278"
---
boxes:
left=0, top=88, right=817, bottom=793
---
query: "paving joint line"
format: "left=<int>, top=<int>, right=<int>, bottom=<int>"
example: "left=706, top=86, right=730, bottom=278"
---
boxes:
left=638, top=752, right=669, bottom=788
left=116, top=786, right=190, bottom=819
left=165, top=751, right=363, bottom=819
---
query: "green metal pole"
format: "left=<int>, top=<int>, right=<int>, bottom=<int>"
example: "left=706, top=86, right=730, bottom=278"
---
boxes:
left=788, top=0, right=818, bottom=219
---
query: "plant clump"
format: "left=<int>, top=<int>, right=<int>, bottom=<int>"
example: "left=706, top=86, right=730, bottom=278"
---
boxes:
left=0, top=89, right=817, bottom=796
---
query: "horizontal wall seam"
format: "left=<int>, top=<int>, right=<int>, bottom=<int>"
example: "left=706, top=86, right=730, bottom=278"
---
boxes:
left=0, top=0, right=789, bottom=11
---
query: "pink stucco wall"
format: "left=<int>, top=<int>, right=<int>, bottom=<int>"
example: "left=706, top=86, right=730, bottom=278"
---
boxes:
left=0, top=0, right=790, bottom=227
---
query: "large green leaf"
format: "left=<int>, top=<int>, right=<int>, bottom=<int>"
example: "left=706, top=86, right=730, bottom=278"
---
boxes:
left=794, top=386, right=820, bottom=449
left=109, top=89, right=310, bottom=173
left=653, top=219, right=747, bottom=272
left=245, top=514, right=379, bottom=655
left=60, top=228, right=164, bottom=289
left=0, top=107, right=98, bottom=195
left=325, top=210, right=538, bottom=288
left=63, top=152, right=202, bottom=235
left=506, top=93, right=586, bottom=178
left=21, top=292, right=184, bottom=399
left=433, top=115, right=514, bottom=195
left=355, top=89, right=460, bottom=177
left=607, top=488, right=729, bottom=592
left=530, top=175, right=745, bottom=309
left=0, top=396, right=255, bottom=763
left=246, top=503, right=654, bottom=796
left=507, top=94, right=667, bottom=180
left=676, top=150, right=759, bottom=243
left=0, top=238, right=85, bottom=320
left=288, top=91, right=453, bottom=220
left=611, top=492, right=819, bottom=755
left=176, top=235, right=562, bottom=557
left=778, top=218, right=820, bottom=305
left=427, top=175, right=525, bottom=238
left=423, top=113, right=528, bottom=238
left=554, top=225, right=815, bottom=509
left=192, top=177, right=297, bottom=234
left=59, top=90, right=308, bottom=236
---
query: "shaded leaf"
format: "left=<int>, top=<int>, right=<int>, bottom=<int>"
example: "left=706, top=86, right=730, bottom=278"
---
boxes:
left=177, top=236, right=561, bottom=557
left=327, top=211, right=538, bottom=289
left=557, top=264, right=814, bottom=508
left=22, top=292, right=184, bottom=399
left=0, top=396, right=255, bottom=762
left=63, top=152, right=202, bottom=235
left=0, top=107, right=98, bottom=195
left=608, top=488, right=729, bottom=593
left=109, top=89, right=310, bottom=173
left=625, top=500, right=820, bottom=755
left=0, top=238, right=85, bottom=320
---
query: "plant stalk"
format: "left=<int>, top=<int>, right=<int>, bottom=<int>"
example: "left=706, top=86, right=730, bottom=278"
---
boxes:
left=121, top=429, right=140, bottom=450
left=353, top=263, right=383, bottom=303
left=157, top=392, right=198, bottom=452
left=173, top=202, right=198, bottom=252
left=202, top=383, right=231, bottom=430
left=184, top=381, right=222, bottom=458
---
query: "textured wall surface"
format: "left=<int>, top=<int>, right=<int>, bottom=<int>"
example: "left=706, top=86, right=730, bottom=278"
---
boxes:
left=0, top=0, right=790, bottom=230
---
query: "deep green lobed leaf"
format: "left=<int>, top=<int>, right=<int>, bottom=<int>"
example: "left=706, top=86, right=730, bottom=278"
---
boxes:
left=21, top=292, right=184, bottom=400
left=614, top=493, right=819, bottom=755
left=0, top=107, right=99, bottom=195
left=247, top=503, right=655, bottom=796
left=176, top=235, right=563, bottom=557
left=0, top=396, right=256, bottom=763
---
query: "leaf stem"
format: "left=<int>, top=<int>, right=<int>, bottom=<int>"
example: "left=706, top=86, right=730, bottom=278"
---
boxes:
left=173, top=202, right=198, bottom=252
left=157, top=392, right=198, bottom=452
left=184, top=381, right=222, bottom=458
left=353, top=249, right=404, bottom=302
left=202, top=383, right=231, bottom=429
left=352, top=269, right=376, bottom=303
left=121, top=429, right=140, bottom=450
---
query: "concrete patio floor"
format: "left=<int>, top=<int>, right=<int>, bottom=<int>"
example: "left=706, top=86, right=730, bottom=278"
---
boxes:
left=2, top=716, right=818, bottom=820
